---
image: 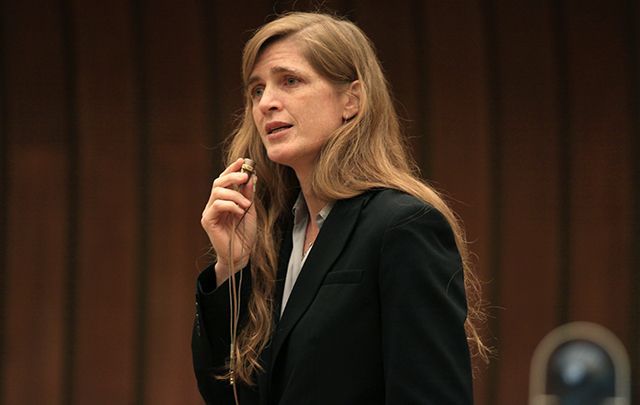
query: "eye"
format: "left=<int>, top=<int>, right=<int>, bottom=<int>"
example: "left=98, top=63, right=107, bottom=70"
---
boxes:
left=250, top=85, right=264, bottom=99
left=284, top=76, right=300, bottom=86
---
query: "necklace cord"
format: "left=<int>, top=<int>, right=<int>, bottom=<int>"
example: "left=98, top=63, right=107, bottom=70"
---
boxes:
left=228, top=200, right=251, bottom=405
left=227, top=159, right=255, bottom=405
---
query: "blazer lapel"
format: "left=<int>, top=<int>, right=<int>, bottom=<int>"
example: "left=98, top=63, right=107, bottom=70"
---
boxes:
left=267, top=191, right=373, bottom=379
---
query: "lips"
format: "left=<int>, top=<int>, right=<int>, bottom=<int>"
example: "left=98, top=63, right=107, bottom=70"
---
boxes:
left=265, top=121, right=293, bottom=135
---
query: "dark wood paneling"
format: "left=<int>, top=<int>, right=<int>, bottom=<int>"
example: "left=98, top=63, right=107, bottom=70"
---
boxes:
left=421, top=2, right=492, bottom=403
left=424, top=2, right=492, bottom=281
left=564, top=0, right=633, bottom=342
left=5, top=150, right=68, bottom=405
left=0, top=4, right=7, bottom=404
left=492, top=3, right=562, bottom=404
left=2, top=1, right=68, bottom=404
left=142, top=0, right=211, bottom=402
left=5, top=148, right=68, bottom=405
left=354, top=1, right=425, bottom=166
left=69, top=0, right=139, bottom=403
left=1, top=2, right=638, bottom=404
left=131, top=0, right=151, bottom=402
left=630, top=0, right=640, bottom=401
left=204, top=1, right=271, bottom=172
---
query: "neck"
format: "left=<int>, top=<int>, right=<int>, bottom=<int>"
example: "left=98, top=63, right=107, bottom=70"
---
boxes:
left=299, top=182, right=323, bottom=254
left=301, top=186, right=326, bottom=221
left=295, top=168, right=326, bottom=220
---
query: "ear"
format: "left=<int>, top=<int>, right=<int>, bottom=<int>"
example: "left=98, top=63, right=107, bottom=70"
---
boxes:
left=342, top=80, right=361, bottom=121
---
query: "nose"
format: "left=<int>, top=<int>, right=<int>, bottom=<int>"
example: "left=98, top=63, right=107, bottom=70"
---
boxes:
left=257, top=86, right=282, bottom=114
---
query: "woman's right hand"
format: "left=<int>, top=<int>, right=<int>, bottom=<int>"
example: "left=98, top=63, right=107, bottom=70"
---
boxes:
left=201, top=158, right=257, bottom=287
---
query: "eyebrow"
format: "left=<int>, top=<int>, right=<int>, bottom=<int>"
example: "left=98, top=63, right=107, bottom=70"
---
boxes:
left=246, top=66, right=303, bottom=89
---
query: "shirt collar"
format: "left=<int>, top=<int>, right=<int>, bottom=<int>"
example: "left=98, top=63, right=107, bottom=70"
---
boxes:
left=292, top=193, right=334, bottom=225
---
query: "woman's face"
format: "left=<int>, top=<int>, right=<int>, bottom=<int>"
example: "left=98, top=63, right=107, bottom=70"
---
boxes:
left=248, top=38, right=352, bottom=177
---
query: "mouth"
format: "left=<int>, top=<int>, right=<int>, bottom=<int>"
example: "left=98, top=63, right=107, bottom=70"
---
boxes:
left=266, top=122, right=293, bottom=135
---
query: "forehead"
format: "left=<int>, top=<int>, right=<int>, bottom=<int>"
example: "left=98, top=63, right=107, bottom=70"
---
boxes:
left=249, top=38, right=313, bottom=80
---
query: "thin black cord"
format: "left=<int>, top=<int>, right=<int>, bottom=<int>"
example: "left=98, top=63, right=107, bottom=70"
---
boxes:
left=227, top=159, right=255, bottom=405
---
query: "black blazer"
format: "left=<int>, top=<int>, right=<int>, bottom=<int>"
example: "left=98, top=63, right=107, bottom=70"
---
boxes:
left=192, top=189, right=473, bottom=404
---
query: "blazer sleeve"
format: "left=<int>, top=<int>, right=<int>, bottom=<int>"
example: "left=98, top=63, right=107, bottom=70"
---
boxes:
left=191, top=265, right=258, bottom=404
left=378, top=203, right=473, bottom=404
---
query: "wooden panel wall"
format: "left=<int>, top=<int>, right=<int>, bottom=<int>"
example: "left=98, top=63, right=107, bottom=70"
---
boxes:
left=1, top=0, right=638, bottom=404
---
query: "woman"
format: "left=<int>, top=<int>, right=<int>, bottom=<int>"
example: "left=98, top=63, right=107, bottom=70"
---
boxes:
left=193, top=11, right=488, bottom=405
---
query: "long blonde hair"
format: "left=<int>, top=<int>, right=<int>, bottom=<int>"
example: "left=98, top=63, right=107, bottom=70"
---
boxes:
left=224, top=11, right=489, bottom=385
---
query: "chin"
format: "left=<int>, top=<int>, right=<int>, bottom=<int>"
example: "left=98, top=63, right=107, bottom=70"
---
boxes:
left=265, top=147, right=313, bottom=173
left=267, top=153, right=290, bottom=166
left=265, top=150, right=293, bottom=166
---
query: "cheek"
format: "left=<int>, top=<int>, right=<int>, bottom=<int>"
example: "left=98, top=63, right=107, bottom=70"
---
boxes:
left=318, top=105, right=344, bottom=134
left=306, top=97, right=343, bottom=128
left=252, top=108, right=268, bottom=140
left=251, top=106, right=260, bottom=126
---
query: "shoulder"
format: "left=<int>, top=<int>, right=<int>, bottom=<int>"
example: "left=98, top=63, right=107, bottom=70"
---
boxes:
left=358, top=188, right=450, bottom=230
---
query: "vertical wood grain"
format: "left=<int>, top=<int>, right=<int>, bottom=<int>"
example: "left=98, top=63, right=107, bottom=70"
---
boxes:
left=2, top=1, right=68, bottom=404
left=353, top=1, right=424, bottom=167
left=551, top=0, right=573, bottom=329
left=5, top=150, right=69, bottom=405
left=491, top=2, right=563, bottom=404
left=422, top=2, right=492, bottom=403
left=0, top=2, right=638, bottom=404
left=271, top=0, right=351, bottom=14
left=0, top=5, right=7, bottom=404
left=630, top=0, right=640, bottom=400
left=59, top=1, right=79, bottom=402
left=203, top=1, right=270, bottom=173
left=141, top=0, right=211, bottom=402
left=131, top=1, right=151, bottom=403
left=564, top=0, right=633, bottom=344
left=68, top=1, right=139, bottom=403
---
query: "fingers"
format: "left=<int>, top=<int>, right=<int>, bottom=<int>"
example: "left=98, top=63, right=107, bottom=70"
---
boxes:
left=219, top=157, right=245, bottom=176
left=206, top=186, right=252, bottom=213
left=202, top=199, right=246, bottom=221
left=203, top=158, right=257, bottom=221
left=211, top=158, right=255, bottom=192
left=211, top=171, right=250, bottom=192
